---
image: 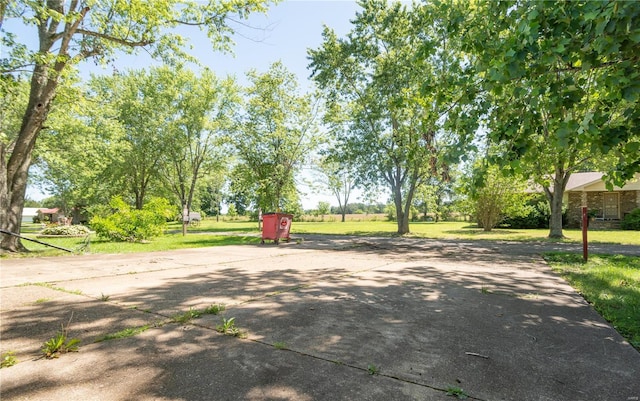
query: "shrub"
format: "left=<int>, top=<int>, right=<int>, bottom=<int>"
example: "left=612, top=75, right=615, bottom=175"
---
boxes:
left=501, top=196, right=551, bottom=229
left=385, top=203, right=396, bottom=221
left=621, top=208, right=640, bottom=230
left=40, top=225, right=91, bottom=236
left=227, top=204, right=238, bottom=218
left=499, top=195, right=569, bottom=229
left=90, top=196, right=173, bottom=242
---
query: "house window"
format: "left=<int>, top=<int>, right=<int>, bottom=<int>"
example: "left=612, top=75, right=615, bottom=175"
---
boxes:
left=603, top=192, right=619, bottom=219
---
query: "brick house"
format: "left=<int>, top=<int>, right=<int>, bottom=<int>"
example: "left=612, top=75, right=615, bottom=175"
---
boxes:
left=565, top=172, right=640, bottom=228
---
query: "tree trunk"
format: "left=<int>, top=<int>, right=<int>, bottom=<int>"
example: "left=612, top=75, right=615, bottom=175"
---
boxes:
left=134, top=189, right=144, bottom=210
left=0, top=144, right=29, bottom=252
left=335, top=184, right=350, bottom=223
left=545, top=168, right=570, bottom=239
left=0, top=1, right=90, bottom=252
left=398, top=211, right=410, bottom=234
left=393, top=182, right=416, bottom=235
left=400, top=174, right=419, bottom=235
left=1, top=63, right=59, bottom=252
left=394, top=197, right=405, bottom=233
left=547, top=186, right=565, bottom=238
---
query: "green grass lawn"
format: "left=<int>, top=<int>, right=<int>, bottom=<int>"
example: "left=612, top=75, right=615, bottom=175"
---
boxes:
left=293, top=220, right=640, bottom=245
left=13, top=233, right=261, bottom=257
left=11, top=219, right=639, bottom=258
left=544, top=253, right=640, bottom=351
left=13, top=222, right=260, bottom=257
left=167, top=218, right=640, bottom=245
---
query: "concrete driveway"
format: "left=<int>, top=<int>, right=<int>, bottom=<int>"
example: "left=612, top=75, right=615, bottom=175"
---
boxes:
left=1, top=236, right=639, bottom=400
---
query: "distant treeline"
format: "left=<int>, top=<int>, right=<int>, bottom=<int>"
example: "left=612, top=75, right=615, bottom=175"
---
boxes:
left=324, top=203, right=387, bottom=215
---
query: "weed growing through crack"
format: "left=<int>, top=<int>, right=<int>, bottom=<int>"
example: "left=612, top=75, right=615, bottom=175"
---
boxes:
left=42, top=331, right=81, bottom=358
left=100, top=293, right=110, bottom=301
left=171, top=305, right=226, bottom=325
left=367, top=364, right=380, bottom=375
left=446, top=385, right=468, bottom=399
left=203, top=304, right=225, bottom=315
left=41, top=314, right=81, bottom=359
left=1, top=351, right=18, bottom=368
left=172, top=308, right=202, bottom=324
left=216, top=317, right=242, bottom=337
left=30, top=282, right=82, bottom=295
left=95, top=325, right=151, bottom=342
left=35, top=298, right=52, bottom=304
left=273, top=341, right=287, bottom=350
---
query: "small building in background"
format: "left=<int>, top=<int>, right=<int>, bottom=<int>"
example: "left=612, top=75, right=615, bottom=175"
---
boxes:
left=36, top=208, right=62, bottom=224
left=21, top=208, right=40, bottom=223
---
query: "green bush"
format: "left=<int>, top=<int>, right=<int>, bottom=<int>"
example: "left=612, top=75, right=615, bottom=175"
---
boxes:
left=385, top=203, right=396, bottom=221
left=40, top=225, right=91, bottom=236
left=500, top=195, right=568, bottom=229
left=500, top=196, right=551, bottom=229
left=621, top=208, right=640, bottom=230
left=227, top=204, right=238, bottom=218
left=90, top=196, right=174, bottom=242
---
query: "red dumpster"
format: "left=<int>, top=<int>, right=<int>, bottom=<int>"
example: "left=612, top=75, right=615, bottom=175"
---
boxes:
left=261, top=213, right=293, bottom=244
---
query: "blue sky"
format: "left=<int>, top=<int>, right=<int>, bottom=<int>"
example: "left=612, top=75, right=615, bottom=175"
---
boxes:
left=84, top=1, right=361, bottom=86
left=17, top=1, right=374, bottom=208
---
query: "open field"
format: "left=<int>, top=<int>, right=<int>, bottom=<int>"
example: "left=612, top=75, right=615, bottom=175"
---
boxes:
left=293, top=220, right=640, bottom=245
left=161, top=217, right=640, bottom=245
left=8, top=218, right=639, bottom=257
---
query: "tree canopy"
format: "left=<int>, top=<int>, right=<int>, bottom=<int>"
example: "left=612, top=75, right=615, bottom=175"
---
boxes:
left=230, top=61, right=319, bottom=214
left=3, top=0, right=639, bottom=251
left=309, top=0, right=477, bottom=234
left=1, top=0, right=272, bottom=251
left=465, top=0, right=640, bottom=237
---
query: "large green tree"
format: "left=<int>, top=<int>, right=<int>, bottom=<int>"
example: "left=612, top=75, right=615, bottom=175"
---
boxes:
left=1, top=0, right=271, bottom=251
left=467, top=0, right=640, bottom=238
left=309, top=0, right=476, bottom=234
left=38, top=67, right=238, bottom=216
left=89, top=69, right=177, bottom=210
left=160, top=67, right=239, bottom=215
left=31, top=79, right=126, bottom=216
left=231, top=61, right=319, bottom=213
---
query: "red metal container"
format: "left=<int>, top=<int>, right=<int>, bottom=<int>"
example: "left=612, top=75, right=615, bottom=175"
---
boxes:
left=261, top=213, right=293, bottom=244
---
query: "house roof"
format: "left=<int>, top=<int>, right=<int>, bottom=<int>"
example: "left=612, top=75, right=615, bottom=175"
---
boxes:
left=565, top=172, right=604, bottom=191
left=528, top=172, right=640, bottom=193
left=38, top=208, right=60, bottom=214
left=564, top=172, right=640, bottom=192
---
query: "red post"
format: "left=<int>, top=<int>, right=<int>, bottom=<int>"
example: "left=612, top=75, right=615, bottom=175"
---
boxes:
left=582, top=206, right=588, bottom=262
